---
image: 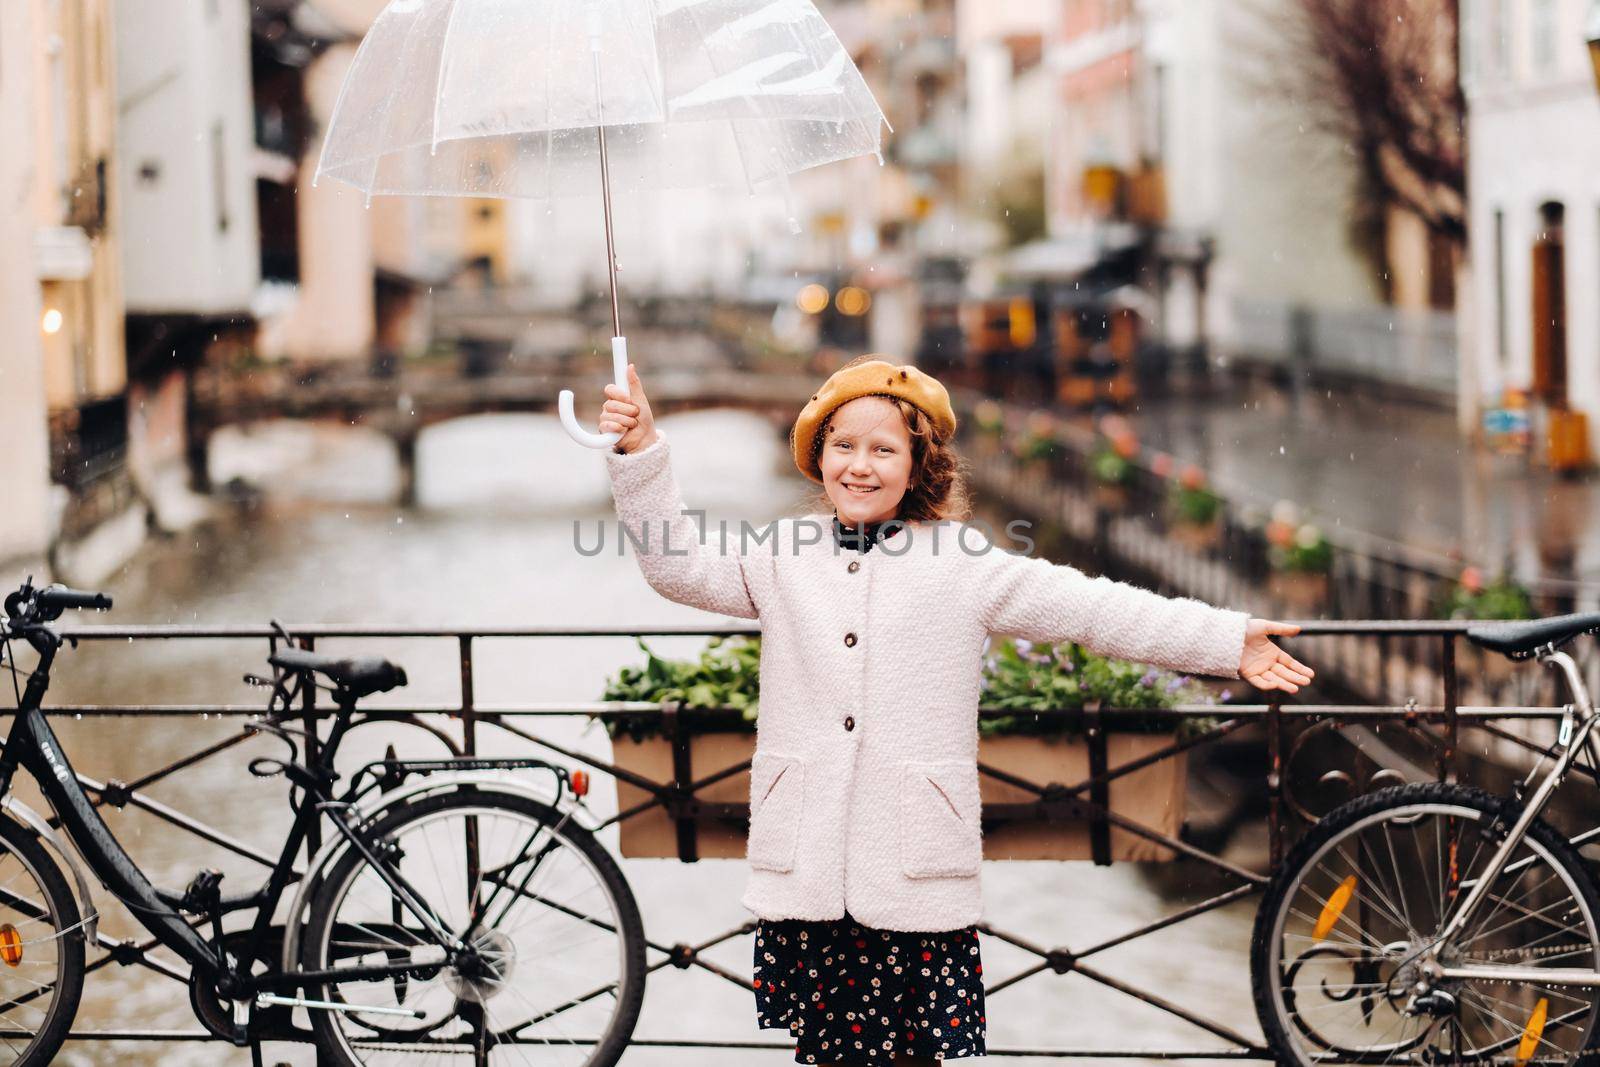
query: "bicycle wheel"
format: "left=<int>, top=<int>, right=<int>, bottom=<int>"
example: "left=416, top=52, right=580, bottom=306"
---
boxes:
left=1252, top=782, right=1600, bottom=1065
left=0, top=815, right=84, bottom=1066
left=303, top=789, right=646, bottom=1066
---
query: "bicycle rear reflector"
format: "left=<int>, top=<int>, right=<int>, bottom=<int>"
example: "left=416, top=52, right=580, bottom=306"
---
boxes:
left=1312, top=875, right=1356, bottom=942
left=0, top=924, right=22, bottom=967
left=1515, top=996, right=1548, bottom=1066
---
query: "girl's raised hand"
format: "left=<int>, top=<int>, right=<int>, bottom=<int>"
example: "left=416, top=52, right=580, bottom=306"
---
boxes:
left=599, top=363, right=658, bottom=454
left=1239, top=619, right=1316, bottom=693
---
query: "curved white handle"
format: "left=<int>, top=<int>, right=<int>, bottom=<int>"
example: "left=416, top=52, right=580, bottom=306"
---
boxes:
left=559, top=336, right=629, bottom=449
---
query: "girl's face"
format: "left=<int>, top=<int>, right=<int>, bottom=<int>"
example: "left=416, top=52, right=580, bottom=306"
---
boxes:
left=818, top=396, right=914, bottom=527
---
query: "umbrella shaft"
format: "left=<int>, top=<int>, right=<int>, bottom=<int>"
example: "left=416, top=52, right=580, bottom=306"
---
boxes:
left=593, top=51, right=622, bottom=339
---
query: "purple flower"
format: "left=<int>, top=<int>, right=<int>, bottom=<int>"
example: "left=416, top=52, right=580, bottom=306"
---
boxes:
left=1164, top=676, right=1186, bottom=693
left=1220, top=688, right=1233, bottom=702
left=1138, top=669, right=1159, bottom=687
left=1015, top=638, right=1033, bottom=656
left=1061, top=660, right=1075, bottom=673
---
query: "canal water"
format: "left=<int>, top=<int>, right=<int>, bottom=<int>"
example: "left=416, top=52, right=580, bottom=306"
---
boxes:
left=24, top=409, right=1263, bottom=1065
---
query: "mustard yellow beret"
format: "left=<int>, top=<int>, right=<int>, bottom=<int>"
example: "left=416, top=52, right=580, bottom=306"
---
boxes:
left=790, top=358, right=957, bottom=483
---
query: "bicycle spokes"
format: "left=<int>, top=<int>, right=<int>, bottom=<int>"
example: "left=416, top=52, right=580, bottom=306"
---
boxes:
left=1266, top=794, right=1600, bottom=1064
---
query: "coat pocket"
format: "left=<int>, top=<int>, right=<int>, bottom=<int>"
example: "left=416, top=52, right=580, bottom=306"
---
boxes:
left=899, top=759, right=983, bottom=879
left=747, top=752, right=805, bottom=872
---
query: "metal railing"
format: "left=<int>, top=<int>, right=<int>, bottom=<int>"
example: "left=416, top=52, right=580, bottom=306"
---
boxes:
left=956, top=391, right=1600, bottom=728
left=2, top=617, right=1591, bottom=1061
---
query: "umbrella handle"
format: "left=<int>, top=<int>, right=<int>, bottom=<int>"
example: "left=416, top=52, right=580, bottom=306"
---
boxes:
left=558, top=336, right=629, bottom=449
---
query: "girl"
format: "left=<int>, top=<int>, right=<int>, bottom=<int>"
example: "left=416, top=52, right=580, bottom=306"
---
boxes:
left=598, top=355, right=1314, bottom=1065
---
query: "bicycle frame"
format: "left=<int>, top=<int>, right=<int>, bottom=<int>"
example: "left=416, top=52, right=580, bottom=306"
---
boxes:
left=0, top=622, right=469, bottom=1001
left=1423, top=649, right=1600, bottom=989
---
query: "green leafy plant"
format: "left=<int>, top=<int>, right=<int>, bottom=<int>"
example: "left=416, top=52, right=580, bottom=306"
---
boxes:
left=1090, top=440, right=1133, bottom=486
left=974, top=399, right=1005, bottom=437
left=1436, top=570, right=1534, bottom=621
left=601, top=634, right=1222, bottom=743
left=1268, top=523, right=1332, bottom=574
left=979, top=637, right=1220, bottom=742
left=600, top=635, right=761, bottom=742
left=1013, top=429, right=1058, bottom=463
left=1170, top=483, right=1221, bottom=525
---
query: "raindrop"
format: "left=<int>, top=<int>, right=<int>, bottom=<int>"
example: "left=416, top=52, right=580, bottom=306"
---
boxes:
left=73, top=713, right=82, bottom=721
left=1279, top=446, right=1285, bottom=454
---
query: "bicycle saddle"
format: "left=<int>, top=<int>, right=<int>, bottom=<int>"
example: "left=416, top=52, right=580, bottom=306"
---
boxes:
left=269, top=649, right=408, bottom=697
left=1464, top=611, right=1600, bottom=660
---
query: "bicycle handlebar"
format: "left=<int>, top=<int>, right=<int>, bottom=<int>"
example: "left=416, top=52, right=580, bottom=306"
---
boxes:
left=37, top=586, right=113, bottom=612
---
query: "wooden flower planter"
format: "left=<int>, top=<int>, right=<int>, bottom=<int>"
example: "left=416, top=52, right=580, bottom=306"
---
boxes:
left=977, top=732, right=1187, bottom=863
left=610, top=728, right=1188, bottom=863
left=1268, top=570, right=1329, bottom=614
left=1093, top=482, right=1132, bottom=512
left=1168, top=517, right=1221, bottom=552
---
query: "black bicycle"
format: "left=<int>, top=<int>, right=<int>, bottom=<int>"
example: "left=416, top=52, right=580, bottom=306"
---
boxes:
left=0, top=579, right=645, bottom=1065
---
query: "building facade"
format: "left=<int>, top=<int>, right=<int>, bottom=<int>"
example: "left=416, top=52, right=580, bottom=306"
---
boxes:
left=0, top=0, right=135, bottom=581
left=1461, top=0, right=1600, bottom=454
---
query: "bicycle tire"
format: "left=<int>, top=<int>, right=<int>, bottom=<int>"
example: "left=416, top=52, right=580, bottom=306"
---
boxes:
left=302, top=788, right=647, bottom=1066
left=1252, top=781, right=1600, bottom=1065
left=0, top=815, right=85, bottom=1066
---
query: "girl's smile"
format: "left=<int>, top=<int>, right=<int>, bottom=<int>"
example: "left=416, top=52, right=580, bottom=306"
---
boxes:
left=819, top=396, right=913, bottom=526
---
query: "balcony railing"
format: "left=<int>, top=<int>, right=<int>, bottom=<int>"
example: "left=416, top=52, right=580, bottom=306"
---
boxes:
left=8, top=616, right=1590, bottom=1060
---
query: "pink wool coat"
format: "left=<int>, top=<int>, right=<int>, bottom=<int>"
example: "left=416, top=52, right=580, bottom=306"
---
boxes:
left=606, top=428, right=1249, bottom=932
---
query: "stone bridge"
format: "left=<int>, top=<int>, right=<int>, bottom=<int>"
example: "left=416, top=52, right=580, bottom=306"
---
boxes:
left=188, top=333, right=816, bottom=504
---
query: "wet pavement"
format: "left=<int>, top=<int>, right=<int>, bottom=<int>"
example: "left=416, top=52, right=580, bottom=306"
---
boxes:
left=1104, top=380, right=1600, bottom=592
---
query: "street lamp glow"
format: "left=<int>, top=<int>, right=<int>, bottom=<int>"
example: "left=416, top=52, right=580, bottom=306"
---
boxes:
left=796, top=283, right=830, bottom=315
left=836, top=286, right=871, bottom=317
left=40, top=308, right=63, bottom=335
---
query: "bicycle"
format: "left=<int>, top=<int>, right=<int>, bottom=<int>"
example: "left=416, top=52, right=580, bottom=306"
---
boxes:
left=1251, top=612, right=1600, bottom=1065
left=0, top=579, right=646, bottom=1065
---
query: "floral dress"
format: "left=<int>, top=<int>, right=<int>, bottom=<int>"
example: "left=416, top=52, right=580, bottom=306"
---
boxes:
left=753, top=910, right=986, bottom=1063
left=751, top=517, right=987, bottom=1063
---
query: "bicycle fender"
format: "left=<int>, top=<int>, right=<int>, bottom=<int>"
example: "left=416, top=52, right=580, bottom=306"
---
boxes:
left=1, top=798, right=99, bottom=943
left=279, top=772, right=602, bottom=974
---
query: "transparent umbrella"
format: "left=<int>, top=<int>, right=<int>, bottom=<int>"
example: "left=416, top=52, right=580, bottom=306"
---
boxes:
left=313, top=0, right=888, bottom=448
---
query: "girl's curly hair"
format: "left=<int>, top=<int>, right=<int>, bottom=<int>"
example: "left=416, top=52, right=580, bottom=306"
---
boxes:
left=802, top=358, right=972, bottom=523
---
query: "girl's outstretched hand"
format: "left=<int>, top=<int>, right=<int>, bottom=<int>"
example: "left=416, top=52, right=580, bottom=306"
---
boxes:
left=599, top=363, right=658, bottom=454
left=1240, top=619, right=1315, bottom=693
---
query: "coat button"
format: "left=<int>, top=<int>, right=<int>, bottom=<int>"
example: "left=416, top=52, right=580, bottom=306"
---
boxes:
left=847, top=560, right=860, bottom=573
left=844, top=715, right=855, bottom=731
left=843, top=632, right=857, bottom=647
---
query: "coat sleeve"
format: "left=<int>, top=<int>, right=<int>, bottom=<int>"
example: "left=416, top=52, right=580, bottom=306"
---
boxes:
left=970, top=530, right=1248, bottom=679
left=604, top=428, right=761, bottom=620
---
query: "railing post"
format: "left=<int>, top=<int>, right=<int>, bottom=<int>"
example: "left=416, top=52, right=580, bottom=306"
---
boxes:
left=300, top=635, right=320, bottom=856
left=661, top=700, right=699, bottom=863
left=1085, top=701, right=1111, bottom=866
left=459, top=635, right=476, bottom=758
left=1440, top=634, right=1458, bottom=785
left=1266, top=696, right=1283, bottom=869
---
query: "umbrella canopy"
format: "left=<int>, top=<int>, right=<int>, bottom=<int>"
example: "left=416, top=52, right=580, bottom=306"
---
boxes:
left=313, top=0, right=889, bottom=450
left=313, top=0, right=887, bottom=200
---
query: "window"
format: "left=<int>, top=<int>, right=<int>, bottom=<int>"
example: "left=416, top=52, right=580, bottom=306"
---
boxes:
left=211, top=121, right=229, bottom=234
left=1488, top=0, right=1510, bottom=76
left=1493, top=208, right=1507, bottom=368
left=1532, top=0, right=1556, bottom=73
